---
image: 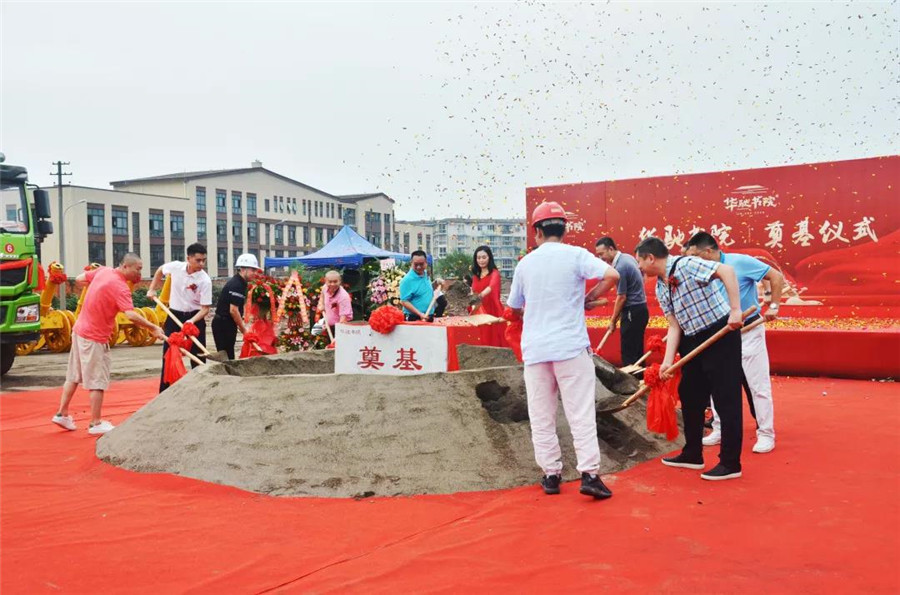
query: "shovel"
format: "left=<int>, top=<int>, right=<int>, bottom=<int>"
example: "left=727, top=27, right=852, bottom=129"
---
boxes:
left=152, top=297, right=212, bottom=358
left=593, top=327, right=614, bottom=355
left=599, top=306, right=756, bottom=415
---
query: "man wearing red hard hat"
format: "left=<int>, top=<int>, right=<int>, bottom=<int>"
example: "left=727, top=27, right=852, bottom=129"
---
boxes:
left=507, top=201, right=620, bottom=500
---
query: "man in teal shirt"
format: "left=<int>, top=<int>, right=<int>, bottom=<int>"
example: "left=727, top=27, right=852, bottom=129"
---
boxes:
left=399, top=250, right=434, bottom=321
left=685, top=232, right=784, bottom=454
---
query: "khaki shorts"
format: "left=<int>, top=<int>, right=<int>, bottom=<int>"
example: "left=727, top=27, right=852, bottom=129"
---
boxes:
left=66, top=333, right=111, bottom=390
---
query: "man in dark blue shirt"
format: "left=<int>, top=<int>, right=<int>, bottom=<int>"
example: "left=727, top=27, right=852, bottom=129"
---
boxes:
left=595, top=237, right=648, bottom=366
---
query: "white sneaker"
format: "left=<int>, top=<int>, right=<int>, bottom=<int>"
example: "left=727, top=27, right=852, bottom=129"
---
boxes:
left=753, top=436, right=775, bottom=453
left=51, top=414, right=77, bottom=431
left=702, top=430, right=721, bottom=446
left=88, top=420, right=115, bottom=435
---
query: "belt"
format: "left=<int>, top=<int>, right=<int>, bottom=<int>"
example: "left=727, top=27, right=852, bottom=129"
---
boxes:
left=744, top=313, right=761, bottom=327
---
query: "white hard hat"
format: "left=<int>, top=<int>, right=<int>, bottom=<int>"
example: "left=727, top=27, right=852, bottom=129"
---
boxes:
left=235, top=253, right=261, bottom=270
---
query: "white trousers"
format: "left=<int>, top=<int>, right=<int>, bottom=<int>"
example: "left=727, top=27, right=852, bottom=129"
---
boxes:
left=523, top=350, right=601, bottom=475
left=711, top=323, right=775, bottom=439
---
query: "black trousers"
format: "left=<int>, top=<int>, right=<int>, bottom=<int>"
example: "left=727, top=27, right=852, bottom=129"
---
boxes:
left=678, top=317, right=743, bottom=469
left=159, top=310, right=206, bottom=393
left=620, top=303, right=649, bottom=366
left=212, top=315, right=238, bottom=360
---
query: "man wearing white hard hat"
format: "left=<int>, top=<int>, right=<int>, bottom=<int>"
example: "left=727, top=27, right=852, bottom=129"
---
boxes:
left=507, top=201, right=620, bottom=500
left=212, top=253, right=261, bottom=359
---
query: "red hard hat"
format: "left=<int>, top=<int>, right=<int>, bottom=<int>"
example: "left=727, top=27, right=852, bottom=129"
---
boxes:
left=531, top=201, right=568, bottom=226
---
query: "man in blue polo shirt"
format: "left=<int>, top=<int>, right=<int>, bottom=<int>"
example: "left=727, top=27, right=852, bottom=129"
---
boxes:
left=595, top=236, right=648, bottom=365
left=685, top=232, right=784, bottom=454
left=399, top=250, right=434, bottom=321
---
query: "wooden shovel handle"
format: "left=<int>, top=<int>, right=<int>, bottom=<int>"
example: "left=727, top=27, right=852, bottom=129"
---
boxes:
left=618, top=306, right=757, bottom=410
left=595, top=328, right=613, bottom=352
left=741, top=317, right=766, bottom=334
left=663, top=306, right=757, bottom=375
left=179, top=347, right=205, bottom=367
left=152, top=297, right=211, bottom=357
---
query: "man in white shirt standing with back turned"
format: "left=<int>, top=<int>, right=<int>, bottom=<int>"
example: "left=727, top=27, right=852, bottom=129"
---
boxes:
left=507, top=201, right=620, bottom=500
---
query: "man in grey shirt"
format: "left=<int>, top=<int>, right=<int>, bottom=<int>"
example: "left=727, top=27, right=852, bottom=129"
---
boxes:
left=595, top=237, right=649, bottom=365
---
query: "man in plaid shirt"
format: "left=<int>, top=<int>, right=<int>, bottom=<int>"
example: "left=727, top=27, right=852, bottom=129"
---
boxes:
left=635, top=237, right=745, bottom=481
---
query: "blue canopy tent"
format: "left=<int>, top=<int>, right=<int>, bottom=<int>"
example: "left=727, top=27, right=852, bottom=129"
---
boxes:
left=263, top=225, right=431, bottom=269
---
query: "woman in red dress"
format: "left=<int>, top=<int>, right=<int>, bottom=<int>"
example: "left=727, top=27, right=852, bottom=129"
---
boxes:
left=469, top=245, right=507, bottom=347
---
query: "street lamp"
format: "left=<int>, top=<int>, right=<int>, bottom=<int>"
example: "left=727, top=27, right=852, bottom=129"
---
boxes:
left=58, top=199, right=86, bottom=310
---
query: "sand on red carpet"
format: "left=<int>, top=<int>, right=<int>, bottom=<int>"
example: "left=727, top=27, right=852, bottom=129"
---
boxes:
left=2, top=376, right=898, bottom=593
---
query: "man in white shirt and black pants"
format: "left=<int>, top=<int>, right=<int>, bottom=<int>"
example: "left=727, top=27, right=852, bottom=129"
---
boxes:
left=147, top=243, right=213, bottom=393
left=507, top=202, right=620, bottom=499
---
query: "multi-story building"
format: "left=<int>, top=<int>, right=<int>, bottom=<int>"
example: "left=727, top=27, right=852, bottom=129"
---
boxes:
left=40, top=161, right=395, bottom=278
left=397, top=218, right=526, bottom=278
left=393, top=221, right=434, bottom=255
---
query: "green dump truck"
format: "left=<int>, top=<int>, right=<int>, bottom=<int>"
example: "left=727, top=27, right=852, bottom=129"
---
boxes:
left=1, top=153, right=54, bottom=376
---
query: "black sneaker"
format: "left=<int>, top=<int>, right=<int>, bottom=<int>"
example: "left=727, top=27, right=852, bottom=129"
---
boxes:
left=540, top=474, right=561, bottom=495
left=700, top=463, right=742, bottom=481
left=661, top=453, right=704, bottom=469
left=579, top=473, right=612, bottom=499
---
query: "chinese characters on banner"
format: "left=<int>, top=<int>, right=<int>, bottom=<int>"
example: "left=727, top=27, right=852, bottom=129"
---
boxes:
left=639, top=216, right=878, bottom=251
left=335, top=323, right=448, bottom=375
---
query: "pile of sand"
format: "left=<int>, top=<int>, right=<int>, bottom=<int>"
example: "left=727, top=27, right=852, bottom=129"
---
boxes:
left=97, top=348, right=680, bottom=498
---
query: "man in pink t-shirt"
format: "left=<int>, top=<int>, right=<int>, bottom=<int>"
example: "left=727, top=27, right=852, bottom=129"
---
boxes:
left=317, top=270, right=353, bottom=337
left=51, top=254, right=165, bottom=436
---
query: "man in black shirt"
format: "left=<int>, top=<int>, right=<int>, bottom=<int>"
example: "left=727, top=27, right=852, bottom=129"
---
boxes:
left=212, top=253, right=261, bottom=359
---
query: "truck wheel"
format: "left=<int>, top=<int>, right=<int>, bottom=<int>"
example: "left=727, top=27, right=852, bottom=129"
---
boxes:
left=1, top=343, right=15, bottom=376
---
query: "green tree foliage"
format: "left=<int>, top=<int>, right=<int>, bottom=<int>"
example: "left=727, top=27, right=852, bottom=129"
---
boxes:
left=435, top=251, right=472, bottom=280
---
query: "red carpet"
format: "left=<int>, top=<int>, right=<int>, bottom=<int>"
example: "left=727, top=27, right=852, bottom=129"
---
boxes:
left=2, top=376, right=899, bottom=593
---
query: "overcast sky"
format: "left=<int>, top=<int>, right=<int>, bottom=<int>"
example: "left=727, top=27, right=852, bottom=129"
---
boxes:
left=2, top=2, right=897, bottom=220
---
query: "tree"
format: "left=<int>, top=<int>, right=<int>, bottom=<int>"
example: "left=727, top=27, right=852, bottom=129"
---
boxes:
left=435, top=251, right=472, bottom=280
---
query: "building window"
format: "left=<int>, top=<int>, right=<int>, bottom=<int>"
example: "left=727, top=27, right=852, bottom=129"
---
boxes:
left=385, top=214, right=391, bottom=231
left=338, top=205, right=342, bottom=220
left=217, top=249, right=228, bottom=271
left=288, top=225, right=296, bottom=245
left=170, top=211, right=184, bottom=239
left=426, top=235, right=432, bottom=253
left=171, top=243, right=184, bottom=261
left=265, top=223, right=271, bottom=245
left=274, top=224, right=283, bottom=245
left=87, top=205, right=105, bottom=234
left=149, top=212, right=164, bottom=238
left=232, top=222, right=242, bottom=241
left=197, top=217, right=207, bottom=241
left=404, top=232, right=410, bottom=248
left=216, top=189, right=227, bottom=213
left=315, top=227, right=323, bottom=246
left=150, top=244, right=165, bottom=270
left=265, top=198, right=270, bottom=212
left=132, top=212, right=141, bottom=254
left=196, top=187, right=206, bottom=211
left=247, top=193, right=257, bottom=216
left=232, top=191, right=242, bottom=215
left=303, top=226, right=309, bottom=246
left=112, top=208, right=128, bottom=236
left=275, top=250, right=284, bottom=258
left=216, top=220, right=226, bottom=242
left=87, top=241, right=106, bottom=265
left=248, top=221, right=258, bottom=243
left=113, top=242, right=129, bottom=266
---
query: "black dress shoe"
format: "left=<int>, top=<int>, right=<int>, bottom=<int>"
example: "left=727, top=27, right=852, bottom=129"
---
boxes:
left=661, top=453, right=704, bottom=469
left=700, top=463, right=742, bottom=481
left=579, top=473, right=612, bottom=499
left=540, top=474, right=561, bottom=495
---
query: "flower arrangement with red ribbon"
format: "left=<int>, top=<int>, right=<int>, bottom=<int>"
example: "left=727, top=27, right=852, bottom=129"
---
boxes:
left=646, top=334, right=666, bottom=354
left=501, top=306, right=524, bottom=362
left=369, top=305, right=404, bottom=334
left=163, top=332, right=194, bottom=384
left=642, top=358, right=682, bottom=441
left=246, top=276, right=282, bottom=324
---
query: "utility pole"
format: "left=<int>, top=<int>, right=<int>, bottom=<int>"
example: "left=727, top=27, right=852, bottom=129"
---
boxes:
left=51, top=161, right=72, bottom=310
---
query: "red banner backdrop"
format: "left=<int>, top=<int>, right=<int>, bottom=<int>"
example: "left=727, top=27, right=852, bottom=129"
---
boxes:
left=526, top=156, right=900, bottom=305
